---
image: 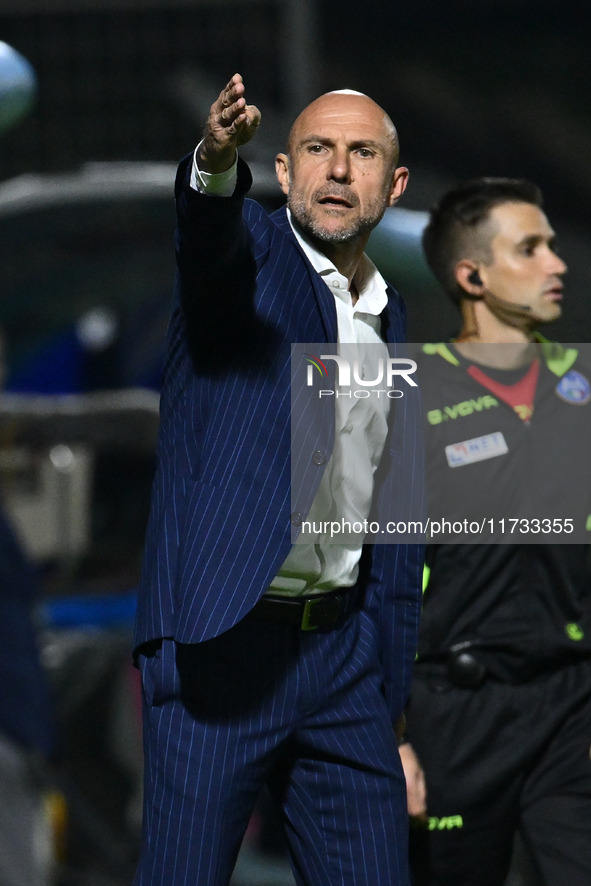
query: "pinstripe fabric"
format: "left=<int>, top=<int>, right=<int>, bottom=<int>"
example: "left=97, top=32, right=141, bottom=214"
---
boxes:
left=133, top=154, right=424, bottom=885
left=136, top=612, right=410, bottom=886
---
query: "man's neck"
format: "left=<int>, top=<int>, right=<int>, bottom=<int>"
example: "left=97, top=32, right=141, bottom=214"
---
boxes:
left=454, top=340, right=538, bottom=369
left=319, top=241, right=366, bottom=294
left=290, top=215, right=368, bottom=297
left=456, top=298, right=539, bottom=363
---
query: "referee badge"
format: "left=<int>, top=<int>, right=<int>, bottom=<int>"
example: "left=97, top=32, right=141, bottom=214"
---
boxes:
left=555, top=370, right=590, bottom=404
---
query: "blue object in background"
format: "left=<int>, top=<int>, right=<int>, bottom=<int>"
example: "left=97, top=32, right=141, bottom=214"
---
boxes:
left=41, top=589, right=137, bottom=632
left=0, top=41, right=37, bottom=134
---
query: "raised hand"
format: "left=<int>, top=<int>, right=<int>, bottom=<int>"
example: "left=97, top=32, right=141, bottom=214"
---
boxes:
left=198, top=73, right=261, bottom=174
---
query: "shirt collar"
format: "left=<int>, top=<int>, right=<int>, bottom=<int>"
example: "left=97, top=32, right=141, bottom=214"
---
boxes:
left=286, top=209, right=388, bottom=316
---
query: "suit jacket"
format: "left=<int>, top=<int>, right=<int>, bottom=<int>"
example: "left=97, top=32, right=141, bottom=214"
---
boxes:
left=133, top=154, right=424, bottom=722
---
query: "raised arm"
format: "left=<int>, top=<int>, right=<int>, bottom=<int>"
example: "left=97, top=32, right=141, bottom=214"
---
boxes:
left=174, top=74, right=266, bottom=359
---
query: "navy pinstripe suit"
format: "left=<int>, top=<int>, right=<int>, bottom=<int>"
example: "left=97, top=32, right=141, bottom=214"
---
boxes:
left=133, top=154, right=424, bottom=885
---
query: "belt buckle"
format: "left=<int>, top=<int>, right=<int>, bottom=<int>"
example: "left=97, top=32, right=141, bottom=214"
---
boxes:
left=301, top=597, right=321, bottom=631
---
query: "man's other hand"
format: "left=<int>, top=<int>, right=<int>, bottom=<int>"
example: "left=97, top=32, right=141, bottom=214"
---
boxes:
left=399, top=742, right=428, bottom=821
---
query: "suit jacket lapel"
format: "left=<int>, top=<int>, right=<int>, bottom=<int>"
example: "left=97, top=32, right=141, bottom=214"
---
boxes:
left=382, top=285, right=407, bottom=344
left=271, top=207, right=338, bottom=343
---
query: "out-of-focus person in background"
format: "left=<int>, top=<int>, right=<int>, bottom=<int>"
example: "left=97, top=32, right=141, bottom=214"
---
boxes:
left=401, top=178, right=591, bottom=885
left=0, top=329, right=59, bottom=886
left=132, top=72, right=424, bottom=886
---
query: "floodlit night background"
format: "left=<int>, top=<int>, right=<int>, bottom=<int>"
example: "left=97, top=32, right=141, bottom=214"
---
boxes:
left=0, top=3, right=588, bottom=884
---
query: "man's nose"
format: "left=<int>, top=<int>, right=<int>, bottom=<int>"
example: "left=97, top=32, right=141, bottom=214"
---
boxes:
left=327, top=148, right=352, bottom=183
left=549, top=250, right=567, bottom=276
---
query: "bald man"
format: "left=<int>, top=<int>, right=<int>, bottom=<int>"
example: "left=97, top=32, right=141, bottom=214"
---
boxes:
left=133, top=74, right=424, bottom=886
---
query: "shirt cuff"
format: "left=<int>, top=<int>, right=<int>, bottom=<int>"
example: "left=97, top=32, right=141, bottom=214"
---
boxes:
left=190, top=140, right=238, bottom=196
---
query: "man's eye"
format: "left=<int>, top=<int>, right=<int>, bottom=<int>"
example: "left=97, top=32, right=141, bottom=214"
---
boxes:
left=308, top=144, right=325, bottom=153
left=357, top=148, right=374, bottom=158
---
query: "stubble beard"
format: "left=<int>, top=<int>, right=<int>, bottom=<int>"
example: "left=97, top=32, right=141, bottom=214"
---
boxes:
left=288, top=192, right=387, bottom=245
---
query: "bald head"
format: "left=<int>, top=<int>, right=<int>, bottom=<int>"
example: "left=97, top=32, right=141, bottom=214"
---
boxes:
left=275, top=87, right=408, bottom=257
left=287, top=91, right=400, bottom=170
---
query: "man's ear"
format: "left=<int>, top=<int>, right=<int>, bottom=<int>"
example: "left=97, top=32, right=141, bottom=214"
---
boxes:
left=275, top=153, right=290, bottom=195
left=387, top=166, right=409, bottom=207
left=456, top=260, right=484, bottom=298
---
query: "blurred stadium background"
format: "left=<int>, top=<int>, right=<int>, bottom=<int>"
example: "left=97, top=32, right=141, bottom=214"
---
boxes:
left=0, top=2, right=588, bottom=884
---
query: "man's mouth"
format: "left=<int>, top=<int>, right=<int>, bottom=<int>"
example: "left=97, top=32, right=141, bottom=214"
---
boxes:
left=317, top=194, right=354, bottom=209
left=544, top=284, right=563, bottom=302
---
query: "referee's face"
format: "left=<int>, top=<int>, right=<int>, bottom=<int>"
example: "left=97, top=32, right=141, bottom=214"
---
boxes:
left=478, top=202, right=567, bottom=324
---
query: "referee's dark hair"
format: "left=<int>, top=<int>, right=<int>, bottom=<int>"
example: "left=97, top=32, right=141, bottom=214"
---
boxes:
left=422, top=177, right=543, bottom=305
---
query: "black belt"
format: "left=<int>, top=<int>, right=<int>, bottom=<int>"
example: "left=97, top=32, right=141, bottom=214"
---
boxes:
left=252, top=587, right=358, bottom=631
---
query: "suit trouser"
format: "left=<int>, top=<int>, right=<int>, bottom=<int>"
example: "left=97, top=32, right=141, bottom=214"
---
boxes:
left=406, top=658, right=591, bottom=886
left=134, top=605, right=409, bottom=886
